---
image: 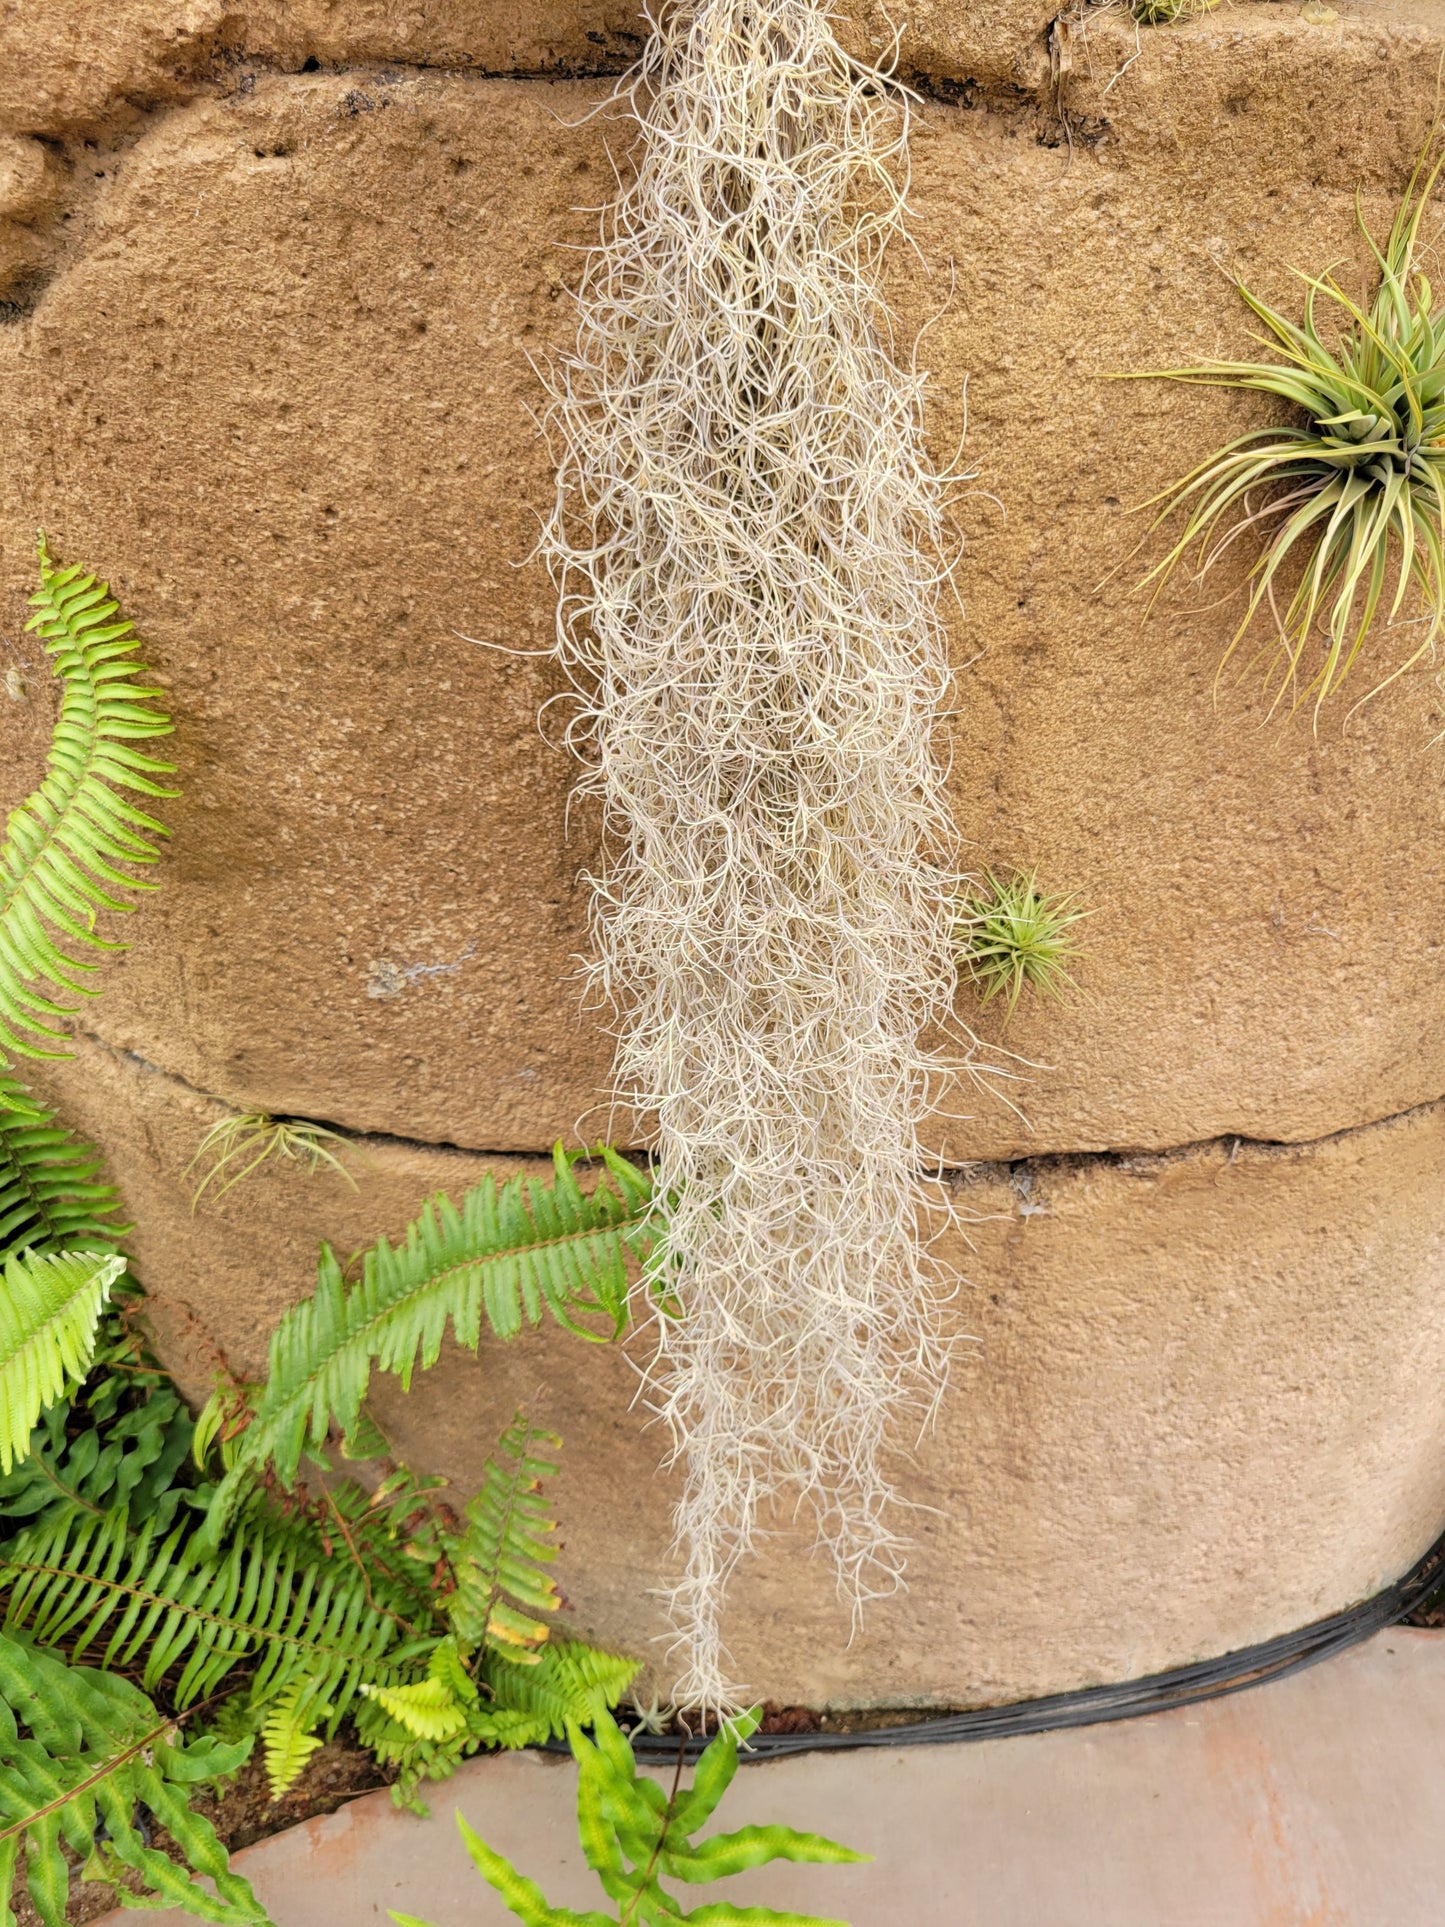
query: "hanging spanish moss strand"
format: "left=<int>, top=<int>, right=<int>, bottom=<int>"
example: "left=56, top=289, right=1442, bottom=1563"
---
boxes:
left=541, top=0, right=964, bottom=1712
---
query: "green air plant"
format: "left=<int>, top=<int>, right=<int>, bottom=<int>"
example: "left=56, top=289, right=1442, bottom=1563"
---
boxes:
left=187, top=1111, right=359, bottom=1208
left=1126, top=141, right=1445, bottom=717
left=390, top=1705, right=869, bottom=1927
left=1131, top=0, right=1219, bottom=24
left=955, top=870, right=1087, bottom=1021
left=540, top=0, right=965, bottom=1713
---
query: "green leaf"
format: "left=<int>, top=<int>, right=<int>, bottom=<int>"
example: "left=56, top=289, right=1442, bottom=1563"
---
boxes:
left=663, top=1825, right=870, bottom=1883
left=1, top=540, right=176, bottom=1060
left=360, top=1676, right=469, bottom=1743
left=0, top=1250, right=125, bottom=1472
left=455, top=1813, right=615, bottom=1927
left=199, top=1146, right=655, bottom=1549
left=1, top=1504, right=410, bottom=1723
left=0, top=1631, right=270, bottom=1925
left=445, top=1413, right=562, bottom=1654
left=260, top=1680, right=331, bottom=1797
left=0, top=1067, right=125, bottom=1253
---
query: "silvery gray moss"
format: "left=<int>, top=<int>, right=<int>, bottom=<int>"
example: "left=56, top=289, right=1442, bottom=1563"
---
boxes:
left=539, top=0, right=965, bottom=1713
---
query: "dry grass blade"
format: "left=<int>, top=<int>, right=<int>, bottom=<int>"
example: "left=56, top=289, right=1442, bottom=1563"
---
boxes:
left=188, top=1112, right=359, bottom=1209
left=1122, top=139, right=1445, bottom=719
left=539, top=0, right=968, bottom=1709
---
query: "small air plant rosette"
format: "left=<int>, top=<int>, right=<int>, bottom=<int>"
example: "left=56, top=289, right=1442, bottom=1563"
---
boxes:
left=955, top=868, right=1088, bottom=1024
left=1124, top=138, right=1445, bottom=721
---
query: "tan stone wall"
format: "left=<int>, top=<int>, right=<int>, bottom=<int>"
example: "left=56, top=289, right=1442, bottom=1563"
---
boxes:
left=28, top=1030, right=1445, bottom=1707
left=2, top=1, right=1444, bottom=1702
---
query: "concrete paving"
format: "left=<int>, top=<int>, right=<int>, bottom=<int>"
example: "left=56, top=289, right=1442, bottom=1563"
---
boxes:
left=101, top=1628, right=1445, bottom=1926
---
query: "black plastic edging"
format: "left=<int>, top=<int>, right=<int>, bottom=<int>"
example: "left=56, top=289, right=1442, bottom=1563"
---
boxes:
left=600, top=1523, right=1445, bottom=1765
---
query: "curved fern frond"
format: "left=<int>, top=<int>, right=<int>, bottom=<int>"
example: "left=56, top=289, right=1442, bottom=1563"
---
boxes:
left=0, top=1505, right=415, bottom=1721
left=0, top=1251, right=125, bottom=1473
left=447, top=1414, right=561, bottom=1655
left=0, top=1631, right=269, bottom=1925
left=0, top=1067, right=124, bottom=1253
left=198, top=1146, right=655, bottom=1549
left=360, top=1675, right=470, bottom=1744
left=0, top=540, right=176, bottom=1059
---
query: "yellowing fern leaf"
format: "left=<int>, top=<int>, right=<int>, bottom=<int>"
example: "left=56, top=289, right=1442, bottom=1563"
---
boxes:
left=359, top=1676, right=470, bottom=1744
left=261, top=1681, right=330, bottom=1798
left=446, top=1415, right=562, bottom=1659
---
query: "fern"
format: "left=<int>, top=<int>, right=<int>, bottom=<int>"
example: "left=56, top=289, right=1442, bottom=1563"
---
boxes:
left=0, top=1630, right=269, bottom=1926
left=0, top=540, right=176, bottom=1059
left=0, top=1367, right=194, bottom=1537
left=0, top=1067, right=124, bottom=1252
left=0, top=1251, right=125, bottom=1473
left=0, top=1505, right=415, bottom=1721
left=259, top=1680, right=330, bottom=1799
left=198, top=1146, right=656, bottom=1549
left=446, top=1415, right=561, bottom=1656
left=354, top=1635, right=639, bottom=1811
left=390, top=1706, right=866, bottom=1927
left=483, top=1641, right=639, bottom=1745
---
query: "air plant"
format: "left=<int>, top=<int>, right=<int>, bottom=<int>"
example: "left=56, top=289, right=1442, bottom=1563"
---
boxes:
left=1130, top=0, right=1219, bottom=24
left=540, top=0, right=964, bottom=1710
left=188, top=1111, right=358, bottom=1208
left=1128, top=141, right=1445, bottom=717
left=956, top=870, right=1087, bottom=1020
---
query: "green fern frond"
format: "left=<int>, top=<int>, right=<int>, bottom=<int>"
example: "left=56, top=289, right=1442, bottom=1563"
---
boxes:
left=0, top=1505, right=412, bottom=1720
left=0, top=1251, right=125, bottom=1473
left=0, top=1631, right=269, bottom=1925
left=360, top=1675, right=471, bottom=1744
left=260, top=1680, right=330, bottom=1799
left=446, top=1415, right=561, bottom=1656
left=0, top=1067, right=124, bottom=1253
left=403, top=1706, right=866, bottom=1927
left=0, top=540, right=176, bottom=1059
left=198, top=1146, right=655, bottom=1549
left=0, top=1369, right=194, bottom=1537
left=483, top=1640, right=639, bottom=1744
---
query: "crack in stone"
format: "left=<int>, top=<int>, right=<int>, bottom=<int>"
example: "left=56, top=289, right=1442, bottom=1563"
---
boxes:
left=67, top=1025, right=1445, bottom=1183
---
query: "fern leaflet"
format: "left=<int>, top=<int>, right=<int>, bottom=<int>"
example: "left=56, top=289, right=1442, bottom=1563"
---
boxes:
left=0, top=1631, right=270, bottom=1925
left=259, top=1680, right=331, bottom=1798
left=483, top=1641, right=639, bottom=1744
left=0, top=1251, right=125, bottom=1473
left=1, top=540, right=176, bottom=1058
left=198, top=1146, right=655, bottom=1548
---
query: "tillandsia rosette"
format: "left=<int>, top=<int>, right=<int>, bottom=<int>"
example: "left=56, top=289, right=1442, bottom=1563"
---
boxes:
left=1128, top=142, right=1445, bottom=716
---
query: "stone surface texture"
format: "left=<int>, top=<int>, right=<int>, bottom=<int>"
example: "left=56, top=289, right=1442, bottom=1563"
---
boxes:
left=95, top=1630, right=1445, bottom=1926
left=24, top=1030, right=1445, bottom=1707
left=2, top=0, right=1444, bottom=1703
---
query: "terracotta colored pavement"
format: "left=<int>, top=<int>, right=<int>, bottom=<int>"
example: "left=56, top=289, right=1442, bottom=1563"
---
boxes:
left=100, top=1628, right=1445, bottom=1926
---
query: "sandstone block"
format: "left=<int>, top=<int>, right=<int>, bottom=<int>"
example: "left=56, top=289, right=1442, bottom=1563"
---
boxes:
left=3, top=55, right=1445, bottom=1156
left=23, top=1031, right=1445, bottom=1706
